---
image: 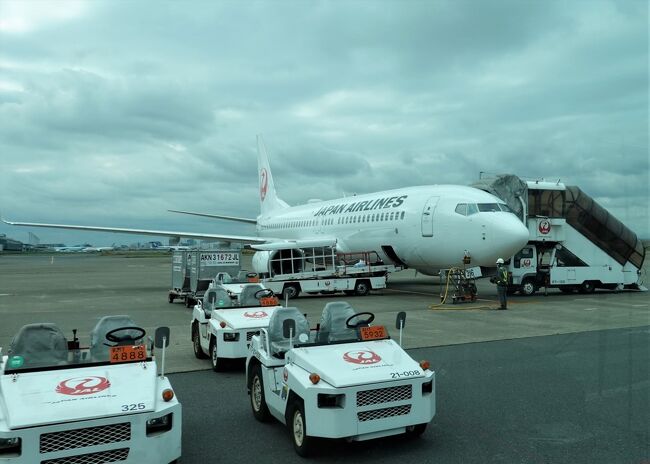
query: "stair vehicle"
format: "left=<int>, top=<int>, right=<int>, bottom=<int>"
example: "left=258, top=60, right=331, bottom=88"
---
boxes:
left=252, top=246, right=401, bottom=299
left=246, top=302, right=435, bottom=456
left=473, top=176, right=646, bottom=295
left=191, top=284, right=282, bottom=371
left=0, top=316, right=181, bottom=463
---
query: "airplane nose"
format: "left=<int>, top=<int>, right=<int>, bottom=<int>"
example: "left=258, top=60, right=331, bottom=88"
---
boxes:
left=491, top=216, right=530, bottom=259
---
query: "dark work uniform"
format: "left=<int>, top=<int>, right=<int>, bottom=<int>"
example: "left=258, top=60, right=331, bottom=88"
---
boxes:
left=496, top=265, right=508, bottom=309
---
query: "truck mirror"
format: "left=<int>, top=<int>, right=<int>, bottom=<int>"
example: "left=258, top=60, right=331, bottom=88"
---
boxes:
left=395, top=311, right=406, bottom=330
left=155, top=327, right=170, bottom=348
left=282, top=319, right=296, bottom=339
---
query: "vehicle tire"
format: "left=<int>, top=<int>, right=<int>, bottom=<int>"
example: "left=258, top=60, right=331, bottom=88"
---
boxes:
left=288, top=399, right=313, bottom=457
left=209, top=338, right=225, bottom=372
left=168, top=294, right=175, bottom=303
left=405, top=423, right=427, bottom=438
left=249, top=363, right=271, bottom=422
left=185, top=297, right=193, bottom=308
left=354, top=280, right=370, bottom=296
left=580, top=281, right=596, bottom=294
left=519, top=279, right=536, bottom=296
left=282, top=284, right=299, bottom=300
left=192, top=323, right=208, bottom=359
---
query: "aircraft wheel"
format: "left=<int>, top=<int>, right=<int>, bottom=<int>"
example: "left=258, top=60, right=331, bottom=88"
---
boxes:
left=249, top=363, right=271, bottom=422
left=288, top=399, right=313, bottom=457
left=405, top=423, right=427, bottom=438
left=210, top=338, right=225, bottom=372
left=192, top=323, right=208, bottom=359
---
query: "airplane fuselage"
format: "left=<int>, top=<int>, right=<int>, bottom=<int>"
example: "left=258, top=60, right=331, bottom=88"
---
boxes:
left=256, top=185, right=529, bottom=273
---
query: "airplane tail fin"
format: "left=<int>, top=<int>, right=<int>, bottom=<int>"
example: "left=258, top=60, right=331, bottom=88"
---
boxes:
left=257, top=135, right=289, bottom=215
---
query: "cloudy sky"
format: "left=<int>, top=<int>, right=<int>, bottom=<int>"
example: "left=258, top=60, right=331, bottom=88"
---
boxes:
left=0, top=0, right=647, bottom=246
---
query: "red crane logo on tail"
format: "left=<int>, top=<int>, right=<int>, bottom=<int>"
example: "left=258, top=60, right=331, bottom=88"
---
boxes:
left=260, top=168, right=268, bottom=201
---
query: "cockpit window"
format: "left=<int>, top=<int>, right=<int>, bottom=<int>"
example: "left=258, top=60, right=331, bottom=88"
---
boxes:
left=477, top=203, right=501, bottom=212
left=499, top=204, right=514, bottom=213
left=455, top=203, right=468, bottom=216
left=467, top=203, right=479, bottom=215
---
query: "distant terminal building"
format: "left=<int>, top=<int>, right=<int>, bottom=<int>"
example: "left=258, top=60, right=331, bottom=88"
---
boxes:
left=0, top=234, right=24, bottom=252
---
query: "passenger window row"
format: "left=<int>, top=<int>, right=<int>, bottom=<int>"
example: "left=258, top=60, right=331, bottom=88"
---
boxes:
left=261, top=211, right=407, bottom=230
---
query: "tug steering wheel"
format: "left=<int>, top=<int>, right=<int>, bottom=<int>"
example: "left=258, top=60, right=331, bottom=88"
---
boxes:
left=105, top=326, right=146, bottom=345
left=254, top=288, right=275, bottom=299
left=345, top=312, right=375, bottom=329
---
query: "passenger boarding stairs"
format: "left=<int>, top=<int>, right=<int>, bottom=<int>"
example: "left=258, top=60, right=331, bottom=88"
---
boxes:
left=474, top=176, right=646, bottom=290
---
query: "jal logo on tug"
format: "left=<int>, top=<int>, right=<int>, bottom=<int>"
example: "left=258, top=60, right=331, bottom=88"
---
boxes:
left=343, top=350, right=382, bottom=365
left=538, top=219, right=551, bottom=235
left=56, top=376, right=111, bottom=396
left=244, top=311, right=268, bottom=319
left=260, top=168, right=268, bottom=201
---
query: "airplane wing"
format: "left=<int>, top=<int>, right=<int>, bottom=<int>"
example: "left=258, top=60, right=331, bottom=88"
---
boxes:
left=167, top=209, right=257, bottom=224
left=251, top=239, right=337, bottom=251
left=0, top=217, right=268, bottom=244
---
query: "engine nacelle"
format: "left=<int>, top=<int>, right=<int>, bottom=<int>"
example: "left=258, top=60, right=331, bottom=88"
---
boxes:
left=252, top=249, right=305, bottom=277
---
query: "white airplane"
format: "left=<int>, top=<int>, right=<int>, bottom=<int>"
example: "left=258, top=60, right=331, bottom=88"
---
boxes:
left=2, top=137, right=529, bottom=274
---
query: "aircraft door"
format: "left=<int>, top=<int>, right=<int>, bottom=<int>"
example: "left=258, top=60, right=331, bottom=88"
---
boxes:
left=421, top=196, right=440, bottom=237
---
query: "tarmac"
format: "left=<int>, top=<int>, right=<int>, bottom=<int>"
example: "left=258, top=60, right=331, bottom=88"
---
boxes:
left=0, top=252, right=647, bottom=374
left=0, top=251, right=648, bottom=463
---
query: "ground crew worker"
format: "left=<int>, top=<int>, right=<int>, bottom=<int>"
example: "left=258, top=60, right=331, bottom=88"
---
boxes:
left=493, top=258, right=508, bottom=309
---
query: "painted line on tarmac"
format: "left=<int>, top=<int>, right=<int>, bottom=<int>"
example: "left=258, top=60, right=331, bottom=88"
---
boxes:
left=631, top=304, right=648, bottom=307
left=583, top=307, right=597, bottom=311
left=0, top=294, right=11, bottom=297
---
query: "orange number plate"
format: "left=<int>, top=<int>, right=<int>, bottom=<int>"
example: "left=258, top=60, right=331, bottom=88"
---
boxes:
left=260, top=296, right=279, bottom=307
left=360, top=325, right=388, bottom=341
left=110, top=345, right=147, bottom=363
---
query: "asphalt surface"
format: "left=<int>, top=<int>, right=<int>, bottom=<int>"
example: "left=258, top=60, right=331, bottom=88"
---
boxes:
left=170, top=327, right=649, bottom=464
left=0, top=252, right=648, bottom=463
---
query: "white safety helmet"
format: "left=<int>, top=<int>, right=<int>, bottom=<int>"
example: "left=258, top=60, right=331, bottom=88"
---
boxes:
left=496, top=258, right=504, bottom=265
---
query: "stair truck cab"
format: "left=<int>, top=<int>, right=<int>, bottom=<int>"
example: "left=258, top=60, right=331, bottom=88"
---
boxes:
left=191, top=284, right=282, bottom=371
left=0, top=316, right=181, bottom=463
left=473, top=176, right=646, bottom=295
left=246, top=302, right=435, bottom=456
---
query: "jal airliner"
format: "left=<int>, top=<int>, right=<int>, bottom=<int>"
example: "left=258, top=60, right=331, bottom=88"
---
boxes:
left=3, top=137, right=529, bottom=274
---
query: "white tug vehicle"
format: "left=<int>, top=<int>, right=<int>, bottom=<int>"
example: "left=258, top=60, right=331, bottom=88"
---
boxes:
left=0, top=316, right=181, bottom=463
left=246, top=302, right=435, bottom=456
left=191, top=283, right=283, bottom=371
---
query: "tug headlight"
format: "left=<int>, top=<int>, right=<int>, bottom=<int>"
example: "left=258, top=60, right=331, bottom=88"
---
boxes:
left=219, top=321, right=227, bottom=328
left=0, top=437, right=21, bottom=457
left=223, top=332, right=239, bottom=342
left=309, top=373, right=321, bottom=384
left=419, top=360, right=431, bottom=371
left=146, top=413, right=173, bottom=436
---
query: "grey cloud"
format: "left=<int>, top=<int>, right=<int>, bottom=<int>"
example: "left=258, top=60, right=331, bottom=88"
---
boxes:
left=0, top=0, right=647, bottom=244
